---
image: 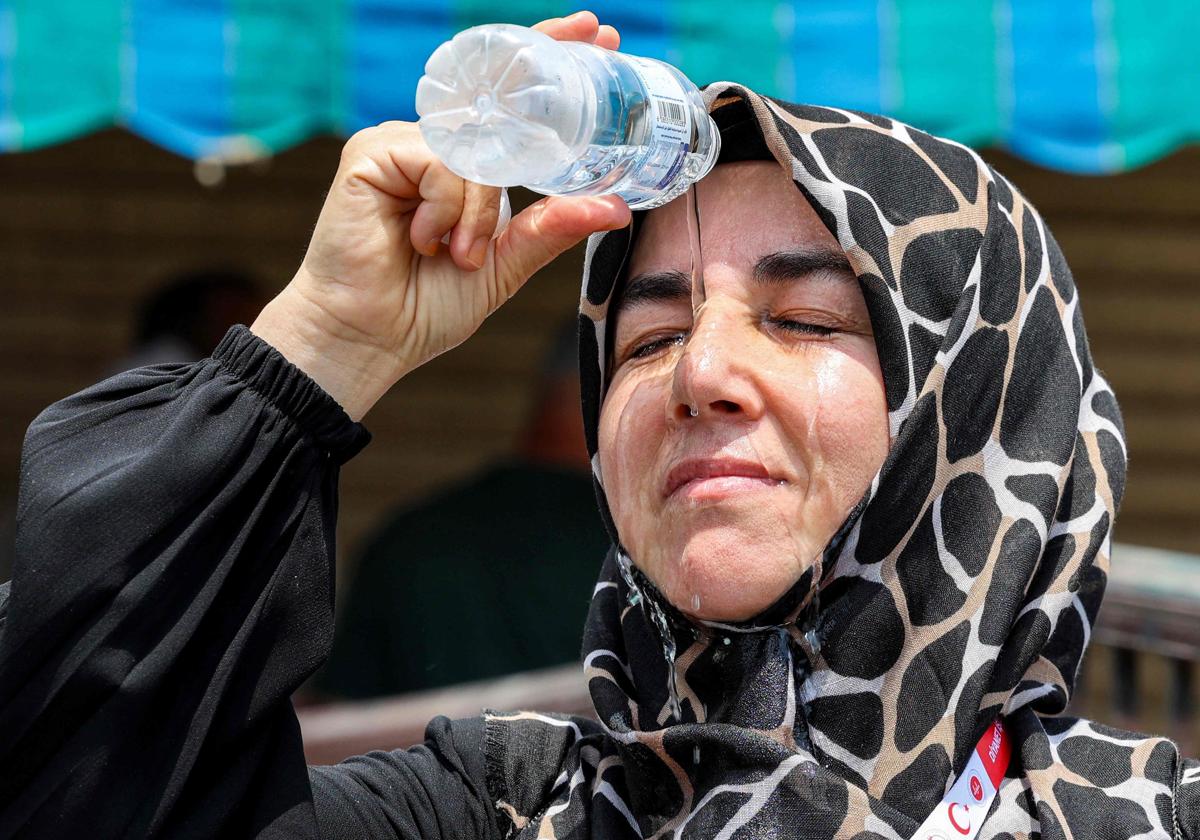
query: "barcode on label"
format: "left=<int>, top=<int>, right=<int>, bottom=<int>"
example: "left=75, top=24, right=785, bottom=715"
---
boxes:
left=658, top=99, right=686, bottom=127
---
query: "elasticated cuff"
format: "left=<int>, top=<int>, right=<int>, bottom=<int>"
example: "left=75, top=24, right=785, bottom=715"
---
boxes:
left=211, top=325, right=372, bottom=463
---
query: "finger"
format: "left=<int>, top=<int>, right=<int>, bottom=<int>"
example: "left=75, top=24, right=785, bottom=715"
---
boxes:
left=595, top=24, right=620, bottom=50
left=406, top=160, right=465, bottom=256
left=530, top=15, right=563, bottom=33
left=338, top=121, right=430, bottom=203
left=492, top=194, right=630, bottom=300
left=450, top=181, right=503, bottom=270
left=532, top=10, right=599, bottom=43
left=531, top=12, right=620, bottom=52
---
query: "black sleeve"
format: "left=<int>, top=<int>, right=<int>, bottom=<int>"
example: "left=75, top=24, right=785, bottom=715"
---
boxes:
left=310, top=716, right=500, bottom=840
left=0, top=326, right=497, bottom=840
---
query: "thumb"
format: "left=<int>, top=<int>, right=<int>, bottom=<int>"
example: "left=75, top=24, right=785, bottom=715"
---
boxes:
left=491, top=194, right=631, bottom=299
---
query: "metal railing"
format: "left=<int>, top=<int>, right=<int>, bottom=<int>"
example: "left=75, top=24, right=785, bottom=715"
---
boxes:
left=1084, top=542, right=1200, bottom=753
left=299, top=662, right=591, bottom=765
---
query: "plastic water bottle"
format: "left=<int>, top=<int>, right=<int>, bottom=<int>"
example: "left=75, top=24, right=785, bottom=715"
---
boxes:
left=415, top=24, right=720, bottom=211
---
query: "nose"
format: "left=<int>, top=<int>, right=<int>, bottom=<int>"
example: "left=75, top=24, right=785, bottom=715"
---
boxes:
left=669, top=307, right=765, bottom=423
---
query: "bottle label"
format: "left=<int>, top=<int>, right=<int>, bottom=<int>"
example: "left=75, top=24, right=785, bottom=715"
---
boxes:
left=626, top=55, right=693, bottom=191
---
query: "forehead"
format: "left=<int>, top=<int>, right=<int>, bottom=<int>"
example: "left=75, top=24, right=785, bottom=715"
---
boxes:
left=627, top=160, right=840, bottom=274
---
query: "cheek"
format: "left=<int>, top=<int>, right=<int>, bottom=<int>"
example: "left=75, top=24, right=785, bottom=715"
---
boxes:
left=596, top=400, right=622, bottom=497
left=597, top=374, right=671, bottom=526
left=776, top=344, right=890, bottom=492
left=826, top=359, right=889, bottom=483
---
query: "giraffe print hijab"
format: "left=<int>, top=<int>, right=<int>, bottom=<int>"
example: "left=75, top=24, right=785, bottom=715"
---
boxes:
left=482, top=83, right=1200, bottom=839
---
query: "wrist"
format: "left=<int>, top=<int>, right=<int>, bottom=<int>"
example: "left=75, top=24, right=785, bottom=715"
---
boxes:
left=250, top=281, right=397, bottom=421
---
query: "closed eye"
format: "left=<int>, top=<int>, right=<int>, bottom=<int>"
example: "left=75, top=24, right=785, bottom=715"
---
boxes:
left=629, top=332, right=686, bottom=360
left=771, top=318, right=837, bottom=337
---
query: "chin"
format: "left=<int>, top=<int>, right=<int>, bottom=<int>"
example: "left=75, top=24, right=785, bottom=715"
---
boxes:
left=649, top=525, right=811, bottom=623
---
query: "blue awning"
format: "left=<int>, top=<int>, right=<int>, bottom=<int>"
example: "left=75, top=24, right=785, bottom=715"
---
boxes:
left=2, top=0, right=1197, bottom=173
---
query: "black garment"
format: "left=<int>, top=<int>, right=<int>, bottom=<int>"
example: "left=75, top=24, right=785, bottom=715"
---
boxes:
left=0, top=326, right=504, bottom=838
left=319, top=461, right=608, bottom=698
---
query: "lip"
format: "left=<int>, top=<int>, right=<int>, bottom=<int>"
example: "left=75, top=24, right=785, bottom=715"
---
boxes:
left=663, top=458, right=783, bottom=500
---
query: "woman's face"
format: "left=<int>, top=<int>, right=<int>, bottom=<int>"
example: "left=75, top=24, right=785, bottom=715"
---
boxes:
left=597, top=161, right=891, bottom=622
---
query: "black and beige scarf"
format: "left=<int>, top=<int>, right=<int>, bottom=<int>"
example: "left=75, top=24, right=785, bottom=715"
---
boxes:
left=482, top=83, right=1200, bottom=839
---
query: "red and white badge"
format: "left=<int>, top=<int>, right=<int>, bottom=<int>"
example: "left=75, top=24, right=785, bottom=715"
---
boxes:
left=910, top=718, right=1011, bottom=840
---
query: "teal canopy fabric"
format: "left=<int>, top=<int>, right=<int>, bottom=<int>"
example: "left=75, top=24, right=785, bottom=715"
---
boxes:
left=2, top=0, right=1197, bottom=173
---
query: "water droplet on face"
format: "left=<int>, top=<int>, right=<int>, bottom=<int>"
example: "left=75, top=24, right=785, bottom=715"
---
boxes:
left=691, top=593, right=701, bottom=612
left=688, top=405, right=699, bottom=417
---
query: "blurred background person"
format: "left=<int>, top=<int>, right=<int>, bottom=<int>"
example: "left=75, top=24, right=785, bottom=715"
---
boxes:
left=316, top=319, right=611, bottom=698
left=111, top=267, right=265, bottom=371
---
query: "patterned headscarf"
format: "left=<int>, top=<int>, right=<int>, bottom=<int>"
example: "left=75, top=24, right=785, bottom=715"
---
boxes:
left=483, top=83, right=1199, bottom=839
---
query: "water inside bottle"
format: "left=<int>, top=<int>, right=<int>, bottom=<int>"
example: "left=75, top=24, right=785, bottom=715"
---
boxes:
left=543, top=117, right=713, bottom=210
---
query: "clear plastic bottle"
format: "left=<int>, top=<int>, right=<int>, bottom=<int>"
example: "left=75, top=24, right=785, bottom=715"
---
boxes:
left=415, top=23, right=720, bottom=210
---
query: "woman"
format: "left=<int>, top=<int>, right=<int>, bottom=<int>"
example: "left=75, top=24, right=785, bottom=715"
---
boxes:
left=0, top=11, right=1196, bottom=839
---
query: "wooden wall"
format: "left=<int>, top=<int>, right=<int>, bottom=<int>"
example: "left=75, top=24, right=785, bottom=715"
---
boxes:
left=988, top=148, right=1200, bottom=554
left=0, top=130, right=1196, bottom=585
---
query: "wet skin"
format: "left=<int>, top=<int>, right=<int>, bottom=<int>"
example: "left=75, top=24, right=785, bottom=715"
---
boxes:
left=598, top=161, right=891, bottom=622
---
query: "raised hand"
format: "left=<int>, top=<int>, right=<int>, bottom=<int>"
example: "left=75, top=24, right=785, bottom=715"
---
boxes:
left=252, top=11, right=629, bottom=420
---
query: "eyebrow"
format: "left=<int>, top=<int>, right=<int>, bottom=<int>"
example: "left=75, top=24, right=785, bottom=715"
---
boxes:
left=753, top=247, right=854, bottom=285
left=613, top=247, right=855, bottom=315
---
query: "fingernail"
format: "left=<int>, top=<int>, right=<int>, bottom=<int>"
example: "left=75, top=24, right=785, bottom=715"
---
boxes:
left=468, top=236, right=489, bottom=268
